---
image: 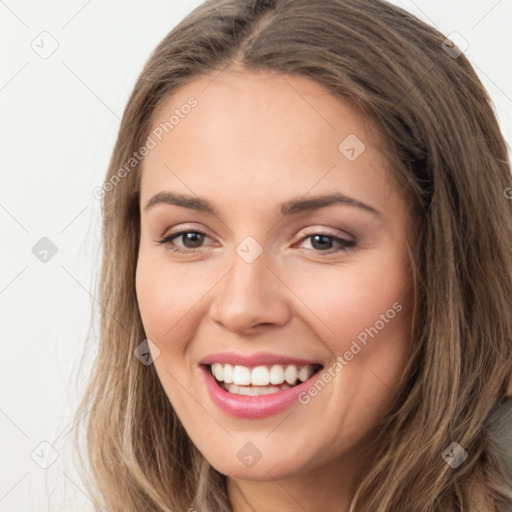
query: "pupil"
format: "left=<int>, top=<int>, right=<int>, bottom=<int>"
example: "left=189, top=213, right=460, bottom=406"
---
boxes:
left=311, top=235, right=332, bottom=250
left=184, top=232, right=204, bottom=248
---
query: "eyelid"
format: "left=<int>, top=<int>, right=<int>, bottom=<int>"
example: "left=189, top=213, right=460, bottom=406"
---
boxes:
left=159, top=223, right=213, bottom=239
left=297, top=226, right=355, bottom=241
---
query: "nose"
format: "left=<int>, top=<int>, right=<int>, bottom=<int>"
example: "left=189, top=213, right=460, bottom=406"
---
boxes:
left=208, top=246, right=291, bottom=333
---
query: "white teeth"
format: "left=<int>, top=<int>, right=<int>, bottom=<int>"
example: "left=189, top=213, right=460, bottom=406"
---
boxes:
left=269, top=365, right=285, bottom=385
left=251, top=366, right=270, bottom=386
left=223, top=363, right=234, bottom=383
left=238, top=386, right=257, bottom=396
left=210, top=363, right=318, bottom=388
left=212, top=363, right=223, bottom=381
left=227, top=384, right=240, bottom=394
left=284, top=365, right=298, bottom=385
left=233, top=365, right=251, bottom=385
left=297, top=366, right=310, bottom=382
left=226, top=383, right=292, bottom=396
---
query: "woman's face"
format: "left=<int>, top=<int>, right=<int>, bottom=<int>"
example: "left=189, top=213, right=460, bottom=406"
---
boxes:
left=136, top=68, right=414, bottom=483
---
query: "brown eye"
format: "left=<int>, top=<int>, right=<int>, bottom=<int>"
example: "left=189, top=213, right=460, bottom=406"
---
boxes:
left=156, top=230, right=211, bottom=253
left=176, top=232, right=206, bottom=249
left=299, top=233, right=356, bottom=254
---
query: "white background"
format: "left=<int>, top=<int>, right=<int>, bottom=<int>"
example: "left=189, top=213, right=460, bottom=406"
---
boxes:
left=1, top=1, right=511, bottom=510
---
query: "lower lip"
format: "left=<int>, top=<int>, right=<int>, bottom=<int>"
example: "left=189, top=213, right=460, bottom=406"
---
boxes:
left=199, top=365, right=321, bottom=419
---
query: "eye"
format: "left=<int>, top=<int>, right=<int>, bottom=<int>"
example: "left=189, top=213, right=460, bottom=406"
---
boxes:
left=155, top=230, right=212, bottom=253
left=297, top=232, right=356, bottom=255
left=155, top=230, right=356, bottom=255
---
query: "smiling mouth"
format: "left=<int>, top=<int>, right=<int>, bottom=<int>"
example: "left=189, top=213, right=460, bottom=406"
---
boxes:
left=205, top=363, right=324, bottom=396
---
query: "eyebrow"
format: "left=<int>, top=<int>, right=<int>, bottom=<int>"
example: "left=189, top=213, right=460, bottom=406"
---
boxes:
left=144, top=191, right=381, bottom=218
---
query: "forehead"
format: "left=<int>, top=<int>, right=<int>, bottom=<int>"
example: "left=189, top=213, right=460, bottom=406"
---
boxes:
left=140, top=69, right=399, bottom=217
left=149, top=69, right=370, bottom=154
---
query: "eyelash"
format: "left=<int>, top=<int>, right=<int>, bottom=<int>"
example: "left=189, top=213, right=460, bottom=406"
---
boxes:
left=155, top=229, right=356, bottom=255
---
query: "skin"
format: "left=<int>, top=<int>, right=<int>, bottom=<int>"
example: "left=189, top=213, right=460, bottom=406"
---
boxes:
left=135, top=66, right=415, bottom=511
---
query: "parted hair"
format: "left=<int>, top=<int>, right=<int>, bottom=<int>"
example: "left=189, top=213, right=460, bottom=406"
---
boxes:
left=75, top=0, right=512, bottom=510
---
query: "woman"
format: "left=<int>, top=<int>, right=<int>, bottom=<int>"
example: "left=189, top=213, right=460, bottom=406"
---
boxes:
left=76, top=0, right=512, bottom=510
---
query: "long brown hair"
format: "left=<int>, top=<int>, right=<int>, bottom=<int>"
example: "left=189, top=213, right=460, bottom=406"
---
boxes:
left=75, top=0, right=512, bottom=510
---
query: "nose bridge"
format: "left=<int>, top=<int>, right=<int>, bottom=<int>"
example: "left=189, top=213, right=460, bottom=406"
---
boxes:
left=209, top=236, right=290, bottom=331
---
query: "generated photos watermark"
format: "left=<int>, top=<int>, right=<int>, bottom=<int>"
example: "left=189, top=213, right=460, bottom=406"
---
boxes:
left=93, top=96, right=198, bottom=200
left=298, top=301, right=403, bottom=405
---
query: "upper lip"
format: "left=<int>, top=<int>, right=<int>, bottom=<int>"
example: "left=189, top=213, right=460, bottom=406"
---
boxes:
left=199, top=351, right=323, bottom=367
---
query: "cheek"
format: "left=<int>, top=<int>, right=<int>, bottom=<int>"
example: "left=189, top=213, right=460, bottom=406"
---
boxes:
left=288, top=253, right=412, bottom=444
left=135, top=255, right=204, bottom=402
left=135, top=253, right=206, bottom=344
left=289, top=249, right=411, bottom=351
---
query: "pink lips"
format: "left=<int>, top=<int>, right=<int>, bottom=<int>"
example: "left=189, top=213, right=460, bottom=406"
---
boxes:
left=199, top=351, right=321, bottom=367
left=198, top=352, right=323, bottom=419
